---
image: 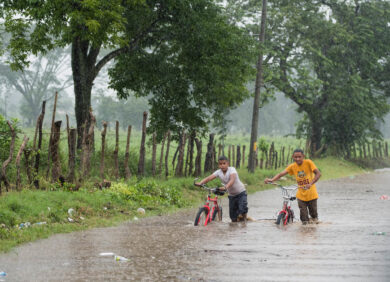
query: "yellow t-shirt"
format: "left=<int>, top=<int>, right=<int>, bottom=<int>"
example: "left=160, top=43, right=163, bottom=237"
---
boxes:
left=286, top=159, right=318, bottom=201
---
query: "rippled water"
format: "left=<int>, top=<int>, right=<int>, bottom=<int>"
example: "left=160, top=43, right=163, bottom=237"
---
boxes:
left=0, top=171, right=389, bottom=281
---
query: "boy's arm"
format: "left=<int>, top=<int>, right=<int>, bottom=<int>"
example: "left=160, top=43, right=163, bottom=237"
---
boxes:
left=196, top=174, right=217, bottom=186
left=220, top=173, right=237, bottom=191
left=304, top=168, right=321, bottom=189
left=264, top=170, right=288, bottom=184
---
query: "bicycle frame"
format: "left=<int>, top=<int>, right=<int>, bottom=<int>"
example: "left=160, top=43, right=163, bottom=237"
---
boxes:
left=269, top=183, right=297, bottom=225
left=194, top=180, right=225, bottom=226
left=200, top=191, right=220, bottom=226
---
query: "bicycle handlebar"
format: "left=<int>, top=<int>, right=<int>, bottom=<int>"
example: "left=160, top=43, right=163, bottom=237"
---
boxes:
left=266, top=182, right=298, bottom=190
left=193, top=179, right=226, bottom=195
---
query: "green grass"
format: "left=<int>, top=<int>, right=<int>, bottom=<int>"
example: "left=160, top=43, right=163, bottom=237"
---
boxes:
left=0, top=155, right=370, bottom=253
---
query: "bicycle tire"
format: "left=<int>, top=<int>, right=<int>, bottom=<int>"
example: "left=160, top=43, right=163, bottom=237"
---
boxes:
left=194, top=207, right=209, bottom=226
left=276, top=212, right=286, bottom=226
left=288, top=209, right=294, bottom=223
left=212, top=207, right=223, bottom=221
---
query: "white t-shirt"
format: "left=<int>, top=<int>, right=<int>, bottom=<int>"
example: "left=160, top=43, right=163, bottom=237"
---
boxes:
left=213, top=167, right=246, bottom=196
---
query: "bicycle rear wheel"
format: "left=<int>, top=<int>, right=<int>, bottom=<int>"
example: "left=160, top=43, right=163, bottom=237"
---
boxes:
left=194, top=207, right=209, bottom=226
left=212, top=207, right=223, bottom=221
left=276, top=212, right=286, bottom=226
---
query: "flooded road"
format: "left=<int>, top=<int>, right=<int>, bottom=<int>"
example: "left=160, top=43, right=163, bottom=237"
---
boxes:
left=1, top=170, right=390, bottom=281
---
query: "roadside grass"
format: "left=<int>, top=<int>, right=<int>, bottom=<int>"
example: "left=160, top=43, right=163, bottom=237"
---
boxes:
left=0, top=155, right=372, bottom=253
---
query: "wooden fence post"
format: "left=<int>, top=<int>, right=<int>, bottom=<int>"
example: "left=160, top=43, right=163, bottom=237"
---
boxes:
left=50, top=121, right=62, bottom=182
left=124, top=125, right=132, bottom=179
left=68, top=128, right=77, bottom=183
left=138, top=111, right=148, bottom=177
left=16, top=136, right=29, bottom=190
left=385, top=142, right=389, bottom=158
left=100, top=122, right=108, bottom=182
left=113, top=121, right=119, bottom=179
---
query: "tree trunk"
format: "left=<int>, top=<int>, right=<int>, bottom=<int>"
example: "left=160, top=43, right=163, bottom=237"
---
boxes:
left=194, top=137, right=202, bottom=177
left=0, top=121, right=16, bottom=193
left=33, top=101, right=46, bottom=188
left=187, top=131, right=195, bottom=177
left=248, top=0, right=268, bottom=173
left=242, top=145, right=246, bottom=168
left=50, top=121, right=62, bottom=182
left=68, top=128, right=77, bottom=183
left=236, top=145, right=241, bottom=168
left=138, top=111, right=148, bottom=176
left=46, top=92, right=58, bottom=179
left=175, top=131, right=186, bottom=177
left=159, top=132, right=167, bottom=176
left=152, top=132, right=157, bottom=176
left=81, top=109, right=96, bottom=178
left=100, top=122, right=108, bottom=181
left=72, top=39, right=95, bottom=149
left=16, top=136, right=29, bottom=190
left=204, top=134, right=215, bottom=173
left=124, top=125, right=132, bottom=179
left=164, top=131, right=171, bottom=178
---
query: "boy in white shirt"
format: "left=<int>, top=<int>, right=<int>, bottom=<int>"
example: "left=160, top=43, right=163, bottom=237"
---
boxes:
left=196, top=156, right=248, bottom=222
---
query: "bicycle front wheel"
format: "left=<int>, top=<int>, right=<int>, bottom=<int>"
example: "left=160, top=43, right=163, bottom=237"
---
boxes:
left=288, top=209, right=294, bottom=223
left=194, top=207, right=209, bottom=226
left=276, top=212, right=286, bottom=226
left=212, top=207, right=223, bottom=221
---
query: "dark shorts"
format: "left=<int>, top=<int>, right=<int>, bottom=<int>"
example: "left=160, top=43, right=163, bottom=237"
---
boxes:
left=228, top=191, right=248, bottom=221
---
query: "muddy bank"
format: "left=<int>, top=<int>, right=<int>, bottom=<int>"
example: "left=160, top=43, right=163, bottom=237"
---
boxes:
left=0, top=171, right=389, bottom=281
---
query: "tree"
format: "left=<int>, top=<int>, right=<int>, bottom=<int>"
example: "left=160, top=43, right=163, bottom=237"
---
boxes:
left=248, top=0, right=267, bottom=173
left=109, top=1, right=255, bottom=140
left=0, top=48, right=72, bottom=125
left=229, top=0, right=390, bottom=155
left=268, top=0, right=390, bottom=155
left=3, top=0, right=254, bottom=145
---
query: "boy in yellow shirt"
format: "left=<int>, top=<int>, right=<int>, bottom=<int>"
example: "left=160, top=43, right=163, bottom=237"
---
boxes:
left=264, top=149, right=321, bottom=224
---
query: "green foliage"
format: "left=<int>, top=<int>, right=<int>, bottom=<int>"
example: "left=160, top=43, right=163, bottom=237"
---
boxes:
left=109, top=0, right=256, bottom=139
left=0, top=115, right=20, bottom=161
left=107, top=179, right=184, bottom=209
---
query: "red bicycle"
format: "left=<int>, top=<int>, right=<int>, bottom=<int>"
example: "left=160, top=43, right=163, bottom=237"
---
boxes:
left=269, top=183, right=298, bottom=226
left=194, top=181, right=226, bottom=226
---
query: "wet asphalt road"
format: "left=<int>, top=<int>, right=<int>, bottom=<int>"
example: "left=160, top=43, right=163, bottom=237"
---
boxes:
left=0, top=170, right=389, bottom=281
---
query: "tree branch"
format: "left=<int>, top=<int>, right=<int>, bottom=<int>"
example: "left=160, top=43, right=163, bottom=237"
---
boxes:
left=93, top=17, right=162, bottom=79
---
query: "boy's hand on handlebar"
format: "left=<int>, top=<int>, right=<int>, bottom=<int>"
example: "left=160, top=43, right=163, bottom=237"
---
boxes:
left=264, top=178, right=273, bottom=184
